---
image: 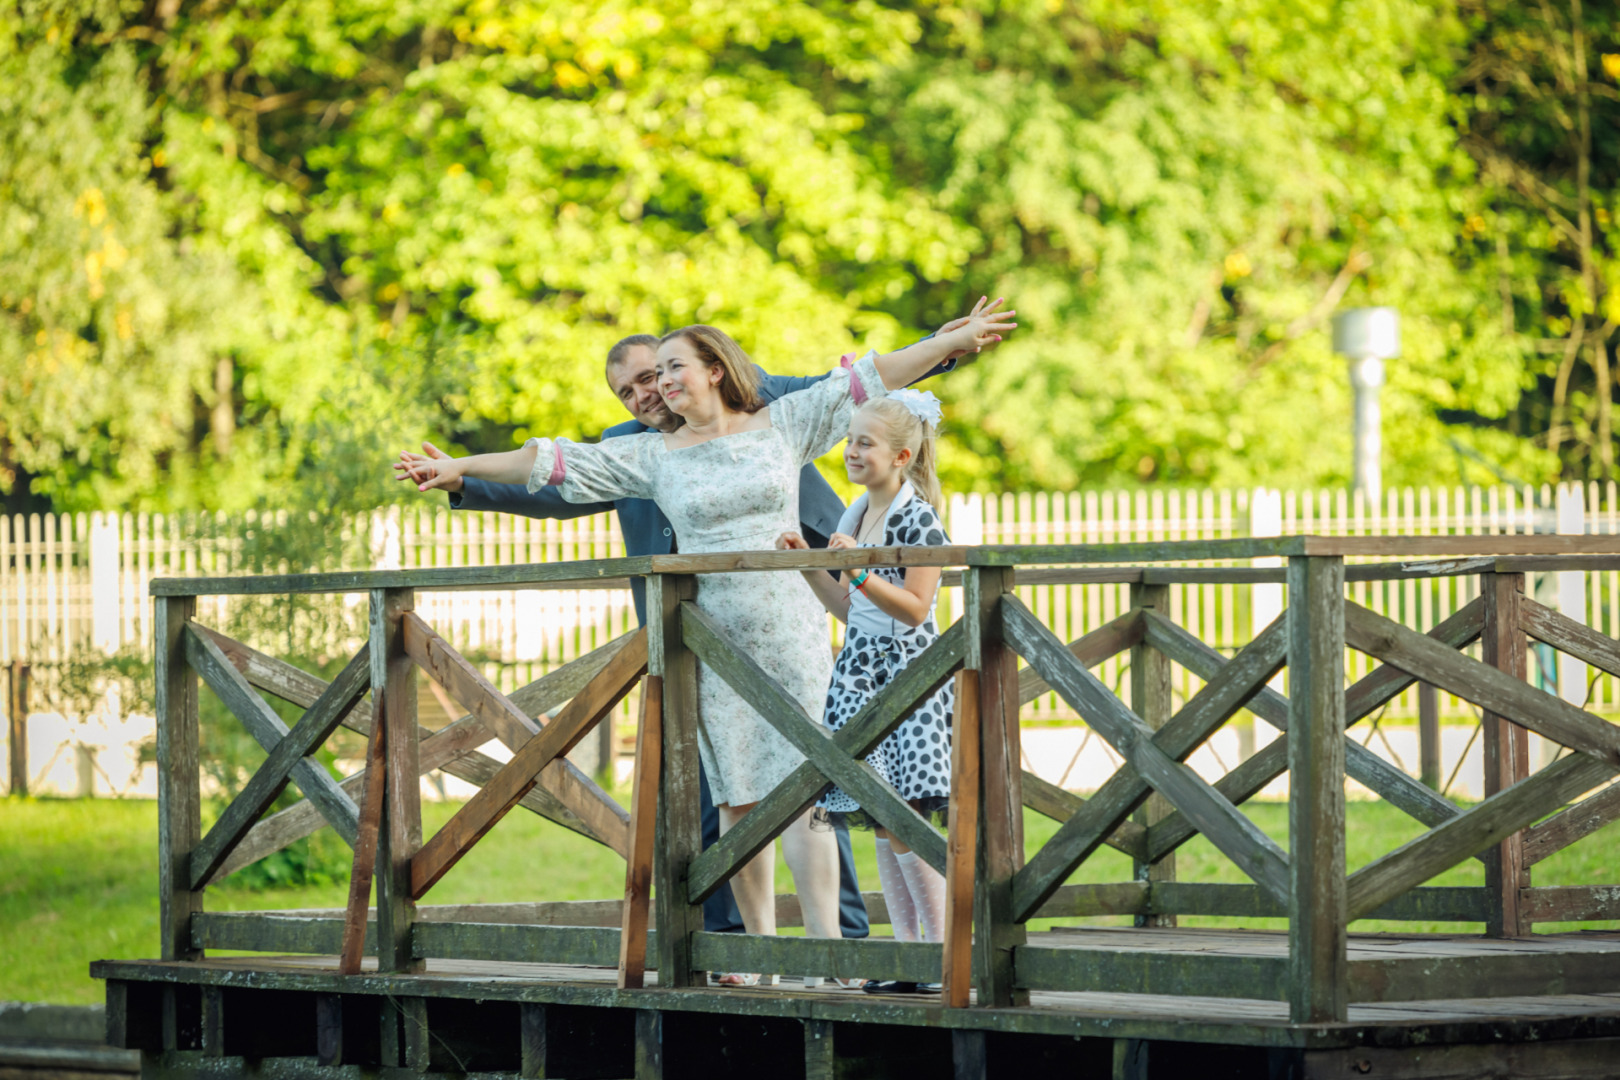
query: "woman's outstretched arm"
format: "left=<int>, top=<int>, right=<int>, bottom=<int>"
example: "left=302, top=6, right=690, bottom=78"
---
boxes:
left=869, top=296, right=1017, bottom=391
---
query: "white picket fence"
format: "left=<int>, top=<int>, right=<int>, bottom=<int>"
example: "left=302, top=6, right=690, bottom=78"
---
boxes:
left=2, top=482, right=1615, bottom=799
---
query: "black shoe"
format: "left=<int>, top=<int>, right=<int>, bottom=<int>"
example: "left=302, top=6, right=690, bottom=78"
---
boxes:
left=862, top=980, right=939, bottom=995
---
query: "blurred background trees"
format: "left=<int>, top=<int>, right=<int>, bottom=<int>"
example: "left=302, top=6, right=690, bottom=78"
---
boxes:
left=2, top=0, right=1616, bottom=512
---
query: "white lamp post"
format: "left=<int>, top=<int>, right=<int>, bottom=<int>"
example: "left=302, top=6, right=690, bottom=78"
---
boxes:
left=1331, top=307, right=1400, bottom=504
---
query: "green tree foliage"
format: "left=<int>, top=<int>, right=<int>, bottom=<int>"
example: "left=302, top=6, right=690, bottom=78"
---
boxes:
left=1, top=0, right=1617, bottom=508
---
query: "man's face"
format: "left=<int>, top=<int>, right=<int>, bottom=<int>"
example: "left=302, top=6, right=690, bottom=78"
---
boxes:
left=607, top=345, right=678, bottom=432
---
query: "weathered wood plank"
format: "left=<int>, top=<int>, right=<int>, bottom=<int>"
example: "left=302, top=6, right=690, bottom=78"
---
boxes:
left=1016, top=610, right=1143, bottom=705
left=150, top=557, right=654, bottom=597
left=188, top=645, right=372, bottom=889
left=1518, top=884, right=1620, bottom=923
left=681, top=601, right=948, bottom=874
left=1022, top=883, right=1485, bottom=922
left=157, top=596, right=202, bottom=962
left=1286, top=554, right=1348, bottom=1024
left=618, top=675, right=661, bottom=990
left=690, top=932, right=941, bottom=984
left=1008, top=603, right=1290, bottom=921
left=1014, top=943, right=1286, bottom=1000
left=339, top=695, right=388, bottom=976
left=969, top=538, right=1307, bottom=565
left=409, top=630, right=647, bottom=899
left=942, top=668, right=979, bottom=1010
left=373, top=587, right=421, bottom=974
left=1522, top=781, right=1620, bottom=866
left=1348, top=947, right=1620, bottom=1002
left=683, top=622, right=964, bottom=902
left=1345, top=752, right=1617, bottom=919
left=412, top=922, right=648, bottom=968
left=1344, top=601, right=1620, bottom=768
left=653, top=575, right=705, bottom=989
left=1481, top=572, right=1531, bottom=938
left=1130, top=582, right=1176, bottom=929
left=185, top=624, right=360, bottom=847
left=651, top=546, right=969, bottom=575
left=968, top=567, right=1027, bottom=1008
left=1521, top=595, right=1620, bottom=680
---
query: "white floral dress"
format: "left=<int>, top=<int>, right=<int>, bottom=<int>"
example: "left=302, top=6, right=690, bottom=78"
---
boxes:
left=524, top=354, right=891, bottom=806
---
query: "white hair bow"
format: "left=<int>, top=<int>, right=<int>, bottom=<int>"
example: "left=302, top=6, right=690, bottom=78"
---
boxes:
left=888, top=388, right=943, bottom=427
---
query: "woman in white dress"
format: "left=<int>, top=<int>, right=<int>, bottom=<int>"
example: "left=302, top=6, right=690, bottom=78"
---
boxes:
left=398, top=299, right=1015, bottom=975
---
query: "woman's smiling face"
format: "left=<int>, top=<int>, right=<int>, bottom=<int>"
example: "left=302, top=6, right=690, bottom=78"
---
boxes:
left=655, top=336, right=721, bottom=415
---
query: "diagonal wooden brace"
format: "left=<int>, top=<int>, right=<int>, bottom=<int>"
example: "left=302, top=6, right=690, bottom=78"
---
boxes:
left=684, top=620, right=965, bottom=899
left=410, top=629, right=647, bottom=899
left=1144, top=600, right=1486, bottom=861
left=681, top=602, right=949, bottom=874
left=1007, top=600, right=1290, bottom=921
left=189, top=643, right=372, bottom=889
left=185, top=624, right=360, bottom=848
left=401, top=612, right=631, bottom=855
left=1346, top=752, right=1617, bottom=918
left=1345, top=601, right=1620, bottom=768
left=1520, top=596, right=1620, bottom=679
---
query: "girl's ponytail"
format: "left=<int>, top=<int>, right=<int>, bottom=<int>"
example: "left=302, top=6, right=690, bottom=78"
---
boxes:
left=906, top=422, right=943, bottom=510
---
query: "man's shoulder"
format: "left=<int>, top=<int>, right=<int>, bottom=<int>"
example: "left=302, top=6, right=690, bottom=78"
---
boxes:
left=601, top=418, right=650, bottom=440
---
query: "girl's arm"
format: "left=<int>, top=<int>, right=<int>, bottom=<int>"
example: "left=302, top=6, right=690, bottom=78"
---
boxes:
left=396, top=444, right=539, bottom=492
left=854, top=566, right=942, bottom=629
left=870, top=296, right=1017, bottom=391
left=776, top=531, right=851, bottom=622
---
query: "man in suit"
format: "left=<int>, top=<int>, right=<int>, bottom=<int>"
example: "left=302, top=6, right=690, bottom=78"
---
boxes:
left=404, top=331, right=962, bottom=939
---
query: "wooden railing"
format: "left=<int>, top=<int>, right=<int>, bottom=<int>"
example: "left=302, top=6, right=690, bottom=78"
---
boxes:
left=152, top=535, right=1620, bottom=1027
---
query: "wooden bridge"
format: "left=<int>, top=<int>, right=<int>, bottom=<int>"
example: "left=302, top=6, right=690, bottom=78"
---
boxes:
left=91, top=536, right=1620, bottom=1078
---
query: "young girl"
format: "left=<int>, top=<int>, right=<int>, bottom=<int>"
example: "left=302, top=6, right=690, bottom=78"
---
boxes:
left=777, top=388, right=955, bottom=995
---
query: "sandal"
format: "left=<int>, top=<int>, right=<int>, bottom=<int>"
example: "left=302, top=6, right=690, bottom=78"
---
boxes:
left=716, top=973, right=779, bottom=987
left=833, top=978, right=868, bottom=990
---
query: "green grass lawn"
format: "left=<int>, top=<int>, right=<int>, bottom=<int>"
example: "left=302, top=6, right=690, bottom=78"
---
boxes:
left=4, top=794, right=1617, bottom=1004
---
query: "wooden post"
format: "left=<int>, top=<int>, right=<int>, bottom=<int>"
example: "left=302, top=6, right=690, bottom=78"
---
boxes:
left=966, top=566, right=1027, bottom=1008
left=156, top=596, right=201, bottom=961
left=804, top=1018, right=835, bottom=1080
left=1418, top=682, right=1440, bottom=790
left=651, top=573, right=704, bottom=988
left=7, top=661, right=28, bottom=796
left=941, top=668, right=980, bottom=1009
left=1481, top=571, right=1530, bottom=937
left=519, top=1003, right=547, bottom=1079
left=370, top=588, right=421, bottom=975
left=1129, top=581, right=1175, bottom=927
left=1285, top=555, right=1347, bottom=1023
left=634, top=1009, right=663, bottom=1080
left=619, top=674, right=662, bottom=989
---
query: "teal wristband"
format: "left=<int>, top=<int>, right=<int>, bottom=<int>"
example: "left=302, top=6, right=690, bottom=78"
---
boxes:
left=850, top=570, right=871, bottom=592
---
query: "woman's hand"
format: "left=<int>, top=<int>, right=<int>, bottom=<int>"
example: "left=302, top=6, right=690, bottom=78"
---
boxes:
left=945, top=296, right=1018, bottom=356
left=394, top=449, right=467, bottom=492
left=776, top=531, right=809, bottom=551
left=935, top=316, right=973, bottom=360
left=827, top=533, right=857, bottom=551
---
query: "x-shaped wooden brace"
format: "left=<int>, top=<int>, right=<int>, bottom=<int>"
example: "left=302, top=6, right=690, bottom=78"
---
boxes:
left=192, top=626, right=638, bottom=885
left=409, top=625, right=648, bottom=899
left=184, top=625, right=369, bottom=889
left=1140, top=599, right=1486, bottom=863
left=681, top=605, right=966, bottom=902
left=1006, top=596, right=1290, bottom=923
left=1342, top=601, right=1620, bottom=918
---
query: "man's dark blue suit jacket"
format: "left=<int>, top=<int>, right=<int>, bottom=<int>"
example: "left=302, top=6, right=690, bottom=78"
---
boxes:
left=451, top=362, right=949, bottom=621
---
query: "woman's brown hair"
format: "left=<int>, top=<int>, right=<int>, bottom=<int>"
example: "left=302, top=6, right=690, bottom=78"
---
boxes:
left=658, top=325, right=764, bottom=414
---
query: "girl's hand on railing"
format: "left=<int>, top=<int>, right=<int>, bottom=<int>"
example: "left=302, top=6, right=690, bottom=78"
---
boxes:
left=827, top=533, right=857, bottom=551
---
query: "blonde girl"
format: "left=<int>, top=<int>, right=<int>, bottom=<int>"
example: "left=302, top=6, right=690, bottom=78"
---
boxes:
left=777, top=388, right=955, bottom=994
